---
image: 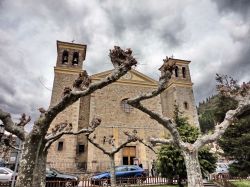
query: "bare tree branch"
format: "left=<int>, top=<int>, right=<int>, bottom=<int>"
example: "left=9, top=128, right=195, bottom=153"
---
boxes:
left=111, top=137, right=139, bottom=155
left=194, top=101, right=250, bottom=149
left=192, top=75, right=250, bottom=149
left=44, top=117, right=102, bottom=151
left=0, top=134, right=21, bottom=151
left=87, top=136, right=111, bottom=155
left=149, top=137, right=174, bottom=146
left=34, top=47, right=138, bottom=136
left=138, top=139, right=157, bottom=154
left=87, top=130, right=147, bottom=156
left=0, top=109, right=26, bottom=141
left=0, top=47, right=138, bottom=187
left=16, top=113, right=31, bottom=127
left=127, top=58, right=185, bottom=149
left=1, top=140, right=20, bottom=151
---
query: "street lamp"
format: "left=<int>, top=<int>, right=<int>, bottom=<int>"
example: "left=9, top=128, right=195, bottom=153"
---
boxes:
left=0, top=123, right=4, bottom=139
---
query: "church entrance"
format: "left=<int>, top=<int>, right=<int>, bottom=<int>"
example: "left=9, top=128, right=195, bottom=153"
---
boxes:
left=122, top=146, right=136, bottom=165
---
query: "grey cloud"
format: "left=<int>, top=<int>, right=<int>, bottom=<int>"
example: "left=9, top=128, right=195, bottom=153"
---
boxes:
left=0, top=0, right=250, bottom=123
left=223, top=39, right=250, bottom=81
left=212, top=0, right=250, bottom=19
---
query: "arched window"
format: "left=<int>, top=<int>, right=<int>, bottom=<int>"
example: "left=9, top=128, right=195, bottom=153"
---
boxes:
left=175, top=66, right=179, bottom=77
left=182, top=67, right=186, bottom=78
left=72, top=52, right=79, bottom=65
left=183, top=101, right=189, bottom=110
left=62, top=50, right=69, bottom=64
left=121, top=98, right=133, bottom=113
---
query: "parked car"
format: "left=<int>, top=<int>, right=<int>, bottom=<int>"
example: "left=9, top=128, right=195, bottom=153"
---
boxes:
left=0, top=159, right=5, bottom=167
left=214, top=163, right=229, bottom=176
left=46, top=168, right=79, bottom=187
left=91, top=165, right=146, bottom=186
left=0, top=167, right=17, bottom=184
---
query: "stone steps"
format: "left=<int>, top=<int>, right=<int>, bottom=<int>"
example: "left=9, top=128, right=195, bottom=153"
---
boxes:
left=204, top=182, right=218, bottom=187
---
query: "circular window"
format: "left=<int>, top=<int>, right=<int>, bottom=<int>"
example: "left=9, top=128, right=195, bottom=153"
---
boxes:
left=121, top=99, right=133, bottom=113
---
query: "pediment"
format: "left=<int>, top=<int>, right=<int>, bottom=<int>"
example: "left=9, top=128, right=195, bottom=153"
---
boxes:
left=91, top=69, right=158, bottom=87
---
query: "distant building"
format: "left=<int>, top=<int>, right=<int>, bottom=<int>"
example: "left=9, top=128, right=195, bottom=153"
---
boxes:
left=0, top=135, right=20, bottom=170
left=47, top=41, right=199, bottom=172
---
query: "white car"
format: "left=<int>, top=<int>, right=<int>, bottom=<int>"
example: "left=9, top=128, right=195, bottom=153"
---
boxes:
left=0, top=167, right=16, bottom=183
left=215, top=163, right=229, bottom=175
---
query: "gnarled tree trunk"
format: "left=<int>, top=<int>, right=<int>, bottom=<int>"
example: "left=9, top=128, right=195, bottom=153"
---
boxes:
left=182, top=150, right=204, bottom=187
left=15, top=136, right=43, bottom=187
left=32, top=147, right=47, bottom=187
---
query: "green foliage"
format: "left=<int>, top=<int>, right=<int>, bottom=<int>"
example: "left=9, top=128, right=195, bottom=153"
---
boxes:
left=178, top=125, right=199, bottom=143
left=213, top=96, right=237, bottom=123
left=218, top=115, right=250, bottom=177
left=198, top=147, right=217, bottom=175
left=198, top=95, right=237, bottom=133
left=157, top=106, right=217, bottom=181
left=199, top=94, right=250, bottom=177
left=174, top=104, right=199, bottom=143
left=199, top=110, right=215, bottom=133
left=157, top=144, right=217, bottom=181
left=157, top=144, right=186, bottom=179
left=231, top=180, right=250, bottom=187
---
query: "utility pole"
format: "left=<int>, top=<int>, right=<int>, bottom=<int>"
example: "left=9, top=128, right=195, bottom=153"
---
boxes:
left=11, top=139, right=22, bottom=187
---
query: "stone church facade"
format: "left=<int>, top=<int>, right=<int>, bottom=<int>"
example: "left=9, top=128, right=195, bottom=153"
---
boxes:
left=47, top=41, right=199, bottom=173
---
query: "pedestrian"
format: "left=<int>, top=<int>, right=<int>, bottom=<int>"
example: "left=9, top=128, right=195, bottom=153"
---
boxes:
left=139, top=163, right=143, bottom=168
left=151, top=160, right=156, bottom=177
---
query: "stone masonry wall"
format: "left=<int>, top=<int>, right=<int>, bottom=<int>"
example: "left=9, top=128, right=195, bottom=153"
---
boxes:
left=47, top=71, right=81, bottom=172
left=87, top=83, right=165, bottom=172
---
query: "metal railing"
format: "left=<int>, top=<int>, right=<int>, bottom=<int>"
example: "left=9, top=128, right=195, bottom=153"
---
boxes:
left=45, top=177, right=173, bottom=187
left=0, top=182, right=10, bottom=187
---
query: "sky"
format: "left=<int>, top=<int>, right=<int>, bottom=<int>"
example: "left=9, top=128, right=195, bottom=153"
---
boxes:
left=0, top=0, right=250, bottom=122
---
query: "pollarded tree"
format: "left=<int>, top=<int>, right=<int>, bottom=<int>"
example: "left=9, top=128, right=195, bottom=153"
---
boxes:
left=0, top=46, right=138, bottom=187
left=157, top=107, right=217, bottom=187
left=127, top=61, right=250, bottom=187
left=87, top=130, right=154, bottom=187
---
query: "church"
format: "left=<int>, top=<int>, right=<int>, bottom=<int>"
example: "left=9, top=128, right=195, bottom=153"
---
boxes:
left=47, top=41, right=199, bottom=173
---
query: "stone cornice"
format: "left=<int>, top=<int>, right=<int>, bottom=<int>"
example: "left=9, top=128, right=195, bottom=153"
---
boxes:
left=91, top=69, right=158, bottom=88
left=165, top=81, right=193, bottom=90
left=54, top=67, right=83, bottom=74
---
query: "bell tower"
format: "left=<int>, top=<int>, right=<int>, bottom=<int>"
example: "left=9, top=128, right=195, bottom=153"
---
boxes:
left=160, top=58, right=199, bottom=127
left=48, top=41, right=89, bottom=172
left=55, top=40, right=86, bottom=70
left=50, top=41, right=87, bottom=107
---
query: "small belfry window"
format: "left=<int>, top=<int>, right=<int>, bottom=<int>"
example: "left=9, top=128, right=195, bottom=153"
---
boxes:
left=184, top=102, right=189, bottom=110
left=182, top=67, right=186, bottom=78
left=57, top=141, right=64, bottom=151
left=121, top=99, right=133, bottom=113
left=62, top=50, right=69, bottom=64
left=72, top=52, right=79, bottom=65
left=175, top=66, right=179, bottom=77
left=77, top=144, right=85, bottom=154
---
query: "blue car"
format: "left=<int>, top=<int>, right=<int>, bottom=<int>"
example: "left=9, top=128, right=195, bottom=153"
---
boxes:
left=91, top=165, right=146, bottom=185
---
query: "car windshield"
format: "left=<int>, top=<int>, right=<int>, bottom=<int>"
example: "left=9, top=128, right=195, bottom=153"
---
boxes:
left=3, top=167, right=13, bottom=173
left=50, top=168, right=62, bottom=174
left=128, top=166, right=138, bottom=170
left=115, top=166, right=127, bottom=172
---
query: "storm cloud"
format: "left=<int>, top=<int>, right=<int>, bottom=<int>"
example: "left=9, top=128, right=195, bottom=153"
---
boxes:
left=0, top=0, right=250, bottom=123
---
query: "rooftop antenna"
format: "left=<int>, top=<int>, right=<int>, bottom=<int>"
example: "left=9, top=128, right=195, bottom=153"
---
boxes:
left=71, top=39, right=75, bottom=43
